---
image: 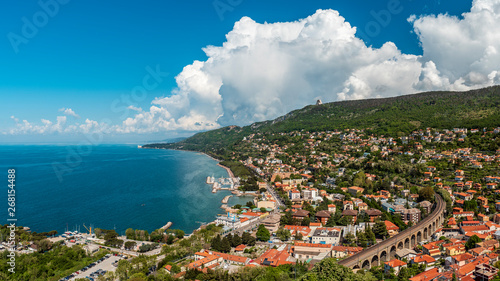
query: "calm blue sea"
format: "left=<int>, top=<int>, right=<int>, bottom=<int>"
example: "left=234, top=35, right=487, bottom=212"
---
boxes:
left=0, top=145, right=252, bottom=235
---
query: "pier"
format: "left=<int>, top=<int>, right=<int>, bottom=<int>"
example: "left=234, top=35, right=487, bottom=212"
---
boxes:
left=160, top=221, right=172, bottom=231
left=221, top=195, right=232, bottom=204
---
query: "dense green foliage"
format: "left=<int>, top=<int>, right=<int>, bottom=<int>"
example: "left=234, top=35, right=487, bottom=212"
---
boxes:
left=0, top=224, right=57, bottom=244
left=144, top=86, right=500, bottom=159
left=0, top=243, right=109, bottom=281
left=300, top=258, right=376, bottom=281
left=256, top=224, right=271, bottom=242
left=465, top=235, right=482, bottom=250
left=219, top=161, right=253, bottom=178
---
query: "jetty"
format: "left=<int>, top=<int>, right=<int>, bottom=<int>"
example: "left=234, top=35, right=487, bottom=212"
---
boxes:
left=221, top=195, right=232, bottom=204
left=160, top=221, right=173, bottom=231
left=206, top=176, right=215, bottom=184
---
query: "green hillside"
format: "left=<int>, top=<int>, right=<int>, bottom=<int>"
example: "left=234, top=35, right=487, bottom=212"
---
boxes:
left=143, top=86, right=500, bottom=158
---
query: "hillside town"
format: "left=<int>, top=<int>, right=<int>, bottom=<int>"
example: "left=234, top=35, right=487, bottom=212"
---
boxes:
left=4, top=126, right=500, bottom=281
left=174, top=126, right=500, bottom=280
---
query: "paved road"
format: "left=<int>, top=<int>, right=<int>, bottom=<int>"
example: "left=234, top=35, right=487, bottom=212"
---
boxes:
left=265, top=183, right=286, bottom=208
left=69, top=255, right=122, bottom=280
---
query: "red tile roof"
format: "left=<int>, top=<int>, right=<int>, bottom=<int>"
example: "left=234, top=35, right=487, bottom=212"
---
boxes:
left=412, top=255, right=436, bottom=264
left=385, top=220, right=399, bottom=231
left=253, top=249, right=291, bottom=267
left=409, top=268, right=440, bottom=281
left=385, top=259, right=407, bottom=268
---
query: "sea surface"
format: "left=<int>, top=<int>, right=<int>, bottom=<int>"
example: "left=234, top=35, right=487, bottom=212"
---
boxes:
left=0, top=144, right=252, bottom=235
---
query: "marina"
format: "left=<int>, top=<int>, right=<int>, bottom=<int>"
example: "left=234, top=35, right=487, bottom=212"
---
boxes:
left=206, top=174, right=239, bottom=193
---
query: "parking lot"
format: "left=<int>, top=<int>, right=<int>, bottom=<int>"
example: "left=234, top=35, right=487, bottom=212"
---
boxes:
left=60, top=254, right=124, bottom=280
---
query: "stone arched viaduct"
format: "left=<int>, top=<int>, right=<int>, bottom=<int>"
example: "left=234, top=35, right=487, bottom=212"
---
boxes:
left=338, top=193, right=446, bottom=269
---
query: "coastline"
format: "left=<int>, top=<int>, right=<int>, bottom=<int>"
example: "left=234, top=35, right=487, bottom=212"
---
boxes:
left=217, top=163, right=235, bottom=178
left=141, top=147, right=239, bottom=235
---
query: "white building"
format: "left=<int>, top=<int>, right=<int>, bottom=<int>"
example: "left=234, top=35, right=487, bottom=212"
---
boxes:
left=215, top=212, right=241, bottom=229
left=311, top=228, right=342, bottom=245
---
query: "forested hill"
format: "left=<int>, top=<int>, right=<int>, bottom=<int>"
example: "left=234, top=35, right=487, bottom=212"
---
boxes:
left=143, top=86, right=500, bottom=159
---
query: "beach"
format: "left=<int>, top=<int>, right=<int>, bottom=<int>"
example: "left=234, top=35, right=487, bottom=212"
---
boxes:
left=217, top=163, right=235, bottom=178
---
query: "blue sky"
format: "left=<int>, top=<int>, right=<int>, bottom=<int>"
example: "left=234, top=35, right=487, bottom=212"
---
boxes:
left=3, top=0, right=497, bottom=143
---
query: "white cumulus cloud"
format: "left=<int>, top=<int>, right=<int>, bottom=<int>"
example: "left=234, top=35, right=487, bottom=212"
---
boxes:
left=409, top=0, right=500, bottom=91
left=127, top=105, right=143, bottom=112
left=6, top=0, right=500, bottom=136
left=122, top=2, right=500, bottom=132
left=59, top=108, right=80, bottom=118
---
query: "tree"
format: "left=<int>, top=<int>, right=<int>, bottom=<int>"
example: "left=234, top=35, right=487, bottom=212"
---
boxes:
left=301, top=217, right=311, bottom=226
left=125, top=228, right=135, bottom=240
left=242, top=232, right=251, bottom=244
left=463, top=200, right=478, bottom=212
left=174, top=229, right=185, bottom=239
left=325, top=213, right=337, bottom=227
left=465, top=235, right=481, bottom=250
left=337, top=216, right=351, bottom=226
left=166, top=235, right=175, bottom=245
left=104, top=230, right=118, bottom=241
left=94, top=228, right=103, bottom=238
left=170, top=263, right=181, bottom=274
left=274, top=175, right=282, bottom=183
left=232, top=234, right=242, bottom=247
left=256, top=224, right=271, bottom=242
left=419, top=185, right=434, bottom=202
left=343, top=232, right=355, bottom=245
left=281, top=210, right=299, bottom=226
left=276, top=227, right=291, bottom=242
left=34, top=239, right=52, bottom=252
left=295, top=232, right=303, bottom=241
left=211, top=234, right=221, bottom=251
left=300, top=258, right=376, bottom=280
left=357, top=231, right=368, bottom=247
left=242, top=232, right=256, bottom=246
left=149, top=229, right=164, bottom=242
left=124, top=241, right=137, bottom=250
left=220, top=236, right=231, bottom=253
left=373, top=221, right=388, bottom=239
left=366, top=223, right=376, bottom=245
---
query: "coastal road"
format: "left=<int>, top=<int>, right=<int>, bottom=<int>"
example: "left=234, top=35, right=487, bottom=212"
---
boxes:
left=265, top=183, right=285, bottom=209
left=246, top=164, right=285, bottom=208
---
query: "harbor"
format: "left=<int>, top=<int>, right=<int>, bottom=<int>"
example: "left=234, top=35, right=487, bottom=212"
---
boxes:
left=206, top=174, right=239, bottom=193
